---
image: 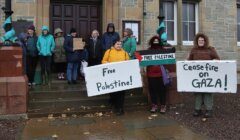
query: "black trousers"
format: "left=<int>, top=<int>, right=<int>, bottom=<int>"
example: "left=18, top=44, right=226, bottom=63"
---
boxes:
left=26, top=55, right=38, bottom=83
left=88, top=58, right=101, bottom=66
left=148, top=77, right=167, bottom=105
left=39, top=56, right=52, bottom=75
left=110, top=91, right=125, bottom=110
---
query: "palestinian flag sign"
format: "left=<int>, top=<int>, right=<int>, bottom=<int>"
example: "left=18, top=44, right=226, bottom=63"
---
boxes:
left=135, top=48, right=176, bottom=67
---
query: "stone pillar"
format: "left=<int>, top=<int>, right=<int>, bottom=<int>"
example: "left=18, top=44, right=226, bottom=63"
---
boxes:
left=177, top=0, right=182, bottom=48
left=36, top=0, right=50, bottom=33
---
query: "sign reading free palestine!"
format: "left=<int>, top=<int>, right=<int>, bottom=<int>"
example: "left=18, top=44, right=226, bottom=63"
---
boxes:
left=135, top=48, right=176, bottom=67
left=84, top=60, right=142, bottom=97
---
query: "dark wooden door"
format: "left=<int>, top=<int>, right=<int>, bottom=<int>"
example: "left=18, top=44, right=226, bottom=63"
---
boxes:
left=50, top=1, right=102, bottom=40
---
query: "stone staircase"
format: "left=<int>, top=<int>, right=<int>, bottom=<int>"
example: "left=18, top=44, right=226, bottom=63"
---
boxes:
left=28, top=79, right=148, bottom=118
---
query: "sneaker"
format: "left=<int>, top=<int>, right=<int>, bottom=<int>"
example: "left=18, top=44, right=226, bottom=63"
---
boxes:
left=193, top=110, right=202, bottom=117
left=61, top=73, right=65, bottom=80
left=57, top=73, right=61, bottom=80
left=28, top=82, right=32, bottom=86
left=150, top=104, right=158, bottom=113
left=160, top=105, right=167, bottom=114
left=31, top=82, right=36, bottom=86
left=204, top=110, right=212, bottom=118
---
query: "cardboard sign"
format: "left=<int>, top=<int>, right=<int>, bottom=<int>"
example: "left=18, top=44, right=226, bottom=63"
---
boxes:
left=84, top=60, right=143, bottom=97
left=135, top=48, right=176, bottom=67
left=73, top=38, right=85, bottom=50
left=177, top=60, right=237, bottom=93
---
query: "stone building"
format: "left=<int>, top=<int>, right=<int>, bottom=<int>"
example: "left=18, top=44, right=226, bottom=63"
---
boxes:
left=0, top=0, right=239, bottom=81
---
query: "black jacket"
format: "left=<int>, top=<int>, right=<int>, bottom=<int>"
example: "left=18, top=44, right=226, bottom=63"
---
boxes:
left=85, top=37, right=103, bottom=60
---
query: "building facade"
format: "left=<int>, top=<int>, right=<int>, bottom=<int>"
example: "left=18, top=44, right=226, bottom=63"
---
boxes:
left=0, top=0, right=240, bottom=81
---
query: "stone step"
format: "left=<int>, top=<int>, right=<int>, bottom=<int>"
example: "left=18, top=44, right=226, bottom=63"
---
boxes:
left=28, top=81, right=148, bottom=118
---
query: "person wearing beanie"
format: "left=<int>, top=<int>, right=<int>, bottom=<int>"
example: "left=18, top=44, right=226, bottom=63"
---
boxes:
left=102, top=23, right=120, bottom=52
left=122, top=28, right=137, bottom=59
left=146, top=36, right=174, bottom=114
left=54, top=28, right=66, bottom=80
left=37, top=25, right=55, bottom=86
left=102, top=39, right=129, bottom=116
left=26, top=24, right=38, bottom=87
left=64, top=28, right=83, bottom=84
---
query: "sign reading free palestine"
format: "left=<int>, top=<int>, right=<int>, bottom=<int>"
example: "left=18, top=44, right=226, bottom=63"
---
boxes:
left=135, top=48, right=176, bottom=66
left=84, top=60, right=142, bottom=97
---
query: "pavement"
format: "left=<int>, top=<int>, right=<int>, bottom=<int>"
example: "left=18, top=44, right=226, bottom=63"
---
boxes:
left=20, top=110, right=212, bottom=140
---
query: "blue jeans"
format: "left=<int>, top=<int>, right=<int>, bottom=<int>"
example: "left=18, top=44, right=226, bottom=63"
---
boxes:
left=67, top=62, right=79, bottom=82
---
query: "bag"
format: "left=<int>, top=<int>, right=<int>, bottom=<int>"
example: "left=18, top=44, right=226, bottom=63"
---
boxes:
left=80, top=60, right=88, bottom=77
left=160, top=65, right=172, bottom=86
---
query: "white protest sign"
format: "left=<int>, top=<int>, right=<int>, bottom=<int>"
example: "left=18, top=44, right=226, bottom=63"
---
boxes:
left=177, top=60, right=237, bottom=93
left=84, top=59, right=142, bottom=97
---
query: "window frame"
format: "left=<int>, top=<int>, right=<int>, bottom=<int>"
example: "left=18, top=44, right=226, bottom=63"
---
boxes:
left=182, top=2, right=199, bottom=46
left=162, top=1, right=178, bottom=45
left=122, top=20, right=141, bottom=44
left=237, top=4, right=240, bottom=46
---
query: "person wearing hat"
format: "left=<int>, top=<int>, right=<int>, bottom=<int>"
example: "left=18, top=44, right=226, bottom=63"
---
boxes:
left=102, top=23, right=120, bottom=52
left=64, top=28, right=83, bottom=84
left=122, top=28, right=137, bottom=59
left=54, top=28, right=66, bottom=80
left=37, top=25, right=55, bottom=86
left=26, top=25, right=38, bottom=86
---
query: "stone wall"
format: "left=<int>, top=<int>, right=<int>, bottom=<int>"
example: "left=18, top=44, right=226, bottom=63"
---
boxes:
left=0, top=0, right=5, bottom=36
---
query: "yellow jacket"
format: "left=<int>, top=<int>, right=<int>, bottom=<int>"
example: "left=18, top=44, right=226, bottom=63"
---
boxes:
left=102, top=47, right=129, bottom=64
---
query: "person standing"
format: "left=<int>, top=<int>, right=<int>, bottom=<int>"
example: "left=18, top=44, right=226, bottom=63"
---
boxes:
left=85, top=29, right=103, bottom=66
left=102, top=23, right=120, bottom=52
left=188, top=32, right=220, bottom=118
left=146, top=36, right=173, bottom=114
left=64, top=28, right=82, bottom=84
left=25, top=25, right=38, bottom=86
left=37, top=26, right=55, bottom=86
left=102, top=40, right=129, bottom=115
left=122, top=28, right=137, bottom=59
left=54, top=28, right=66, bottom=80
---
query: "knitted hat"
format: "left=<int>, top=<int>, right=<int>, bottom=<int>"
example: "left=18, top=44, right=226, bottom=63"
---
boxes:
left=28, top=25, right=35, bottom=31
left=70, top=28, right=77, bottom=33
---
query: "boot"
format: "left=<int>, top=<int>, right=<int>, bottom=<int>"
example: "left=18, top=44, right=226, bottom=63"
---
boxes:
left=150, top=104, right=158, bottom=113
left=204, top=110, right=213, bottom=118
left=193, top=110, right=202, bottom=117
left=46, top=73, right=52, bottom=87
left=160, top=105, right=167, bottom=114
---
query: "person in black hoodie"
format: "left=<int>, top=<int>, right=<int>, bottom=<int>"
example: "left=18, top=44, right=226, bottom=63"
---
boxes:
left=85, top=29, right=103, bottom=66
left=102, top=23, right=120, bottom=52
left=64, top=28, right=83, bottom=84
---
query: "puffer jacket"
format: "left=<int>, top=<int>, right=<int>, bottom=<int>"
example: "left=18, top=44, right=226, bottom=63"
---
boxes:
left=122, top=37, right=137, bottom=59
left=102, top=47, right=129, bottom=64
left=37, top=26, right=55, bottom=56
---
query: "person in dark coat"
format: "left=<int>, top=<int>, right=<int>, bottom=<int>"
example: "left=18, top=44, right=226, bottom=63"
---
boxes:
left=85, top=29, right=103, bottom=66
left=26, top=25, right=38, bottom=86
left=102, top=23, right=120, bottom=52
left=64, top=28, right=83, bottom=84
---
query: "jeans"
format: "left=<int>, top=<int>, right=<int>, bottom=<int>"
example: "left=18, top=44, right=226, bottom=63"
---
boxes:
left=67, top=62, right=79, bottom=82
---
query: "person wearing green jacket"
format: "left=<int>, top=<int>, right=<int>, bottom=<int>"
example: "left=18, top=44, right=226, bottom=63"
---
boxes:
left=37, top=26, right=55, bottom=86
left=122, top=28, right=137, bottom=59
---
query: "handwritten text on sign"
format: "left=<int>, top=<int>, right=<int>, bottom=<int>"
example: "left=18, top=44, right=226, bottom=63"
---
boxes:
left=177, top=60, right=237, bottom=93
left=84, top=60, right=142, bottom=97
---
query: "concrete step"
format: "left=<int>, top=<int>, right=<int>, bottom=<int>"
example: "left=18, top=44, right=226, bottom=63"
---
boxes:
left=28, top=81, right=148, bottom=118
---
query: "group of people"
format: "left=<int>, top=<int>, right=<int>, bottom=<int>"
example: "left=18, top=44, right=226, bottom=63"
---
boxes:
left=19, top=22, right=219, bottom=117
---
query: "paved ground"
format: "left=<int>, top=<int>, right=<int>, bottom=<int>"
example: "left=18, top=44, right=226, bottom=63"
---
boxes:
left=20, top=110, right=212, bottom=140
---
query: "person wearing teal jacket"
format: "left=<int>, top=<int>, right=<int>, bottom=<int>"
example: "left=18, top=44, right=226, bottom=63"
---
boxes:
left=122, top=28, right=137, bottom=59
left=37, top=26, right=55, bottom=86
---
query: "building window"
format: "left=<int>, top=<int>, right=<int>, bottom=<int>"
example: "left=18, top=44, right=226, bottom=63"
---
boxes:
left=237, top=5, right=240, bottom=46
left=163, top=1, right=177, bottom=45
left=182, top=2, right=199, bottom=45
left=122, top=21, right=141, bottom=44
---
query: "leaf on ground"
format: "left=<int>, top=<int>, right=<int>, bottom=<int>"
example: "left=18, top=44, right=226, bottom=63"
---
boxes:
left=72, top=114, right=77, bottom=118
left=67, top=108, right=71, bottom=111
left=83, top=131, right=90, bottom=135
left=148, top=116, right=153, bottom=120
left=112, top=121, right=116, bottom=124
left=151, top=114, right=158, bottom=117
left=61, top=114, right=67, bottom=118
left=175, top=112, right=180, bottom=115
left=48, top=114, right=54, bottom=120
left=100, top=105, right=106, bottom=108
left=52, top=134, right=58, bottom=138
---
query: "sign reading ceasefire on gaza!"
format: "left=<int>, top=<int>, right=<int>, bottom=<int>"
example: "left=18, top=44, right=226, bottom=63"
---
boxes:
left=177, top=60, right=237, bottom=93
left=84, top=60, right=142, bottom=97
